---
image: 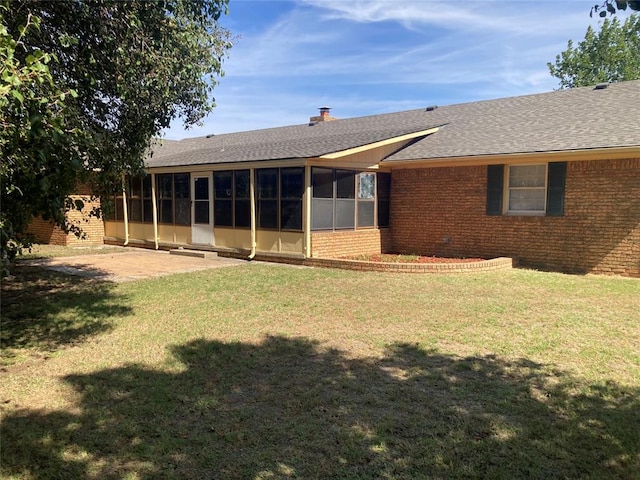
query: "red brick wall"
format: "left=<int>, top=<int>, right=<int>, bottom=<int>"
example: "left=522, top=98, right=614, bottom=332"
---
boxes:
left=27, top=185, right=105, bottom=246
left=390, top=158, right=640, bottom=277
left=311, top=228, right=391, bottom=258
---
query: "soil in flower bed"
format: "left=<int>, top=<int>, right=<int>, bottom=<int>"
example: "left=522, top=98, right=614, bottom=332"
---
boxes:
left=342, top=253, right=486, bottom=263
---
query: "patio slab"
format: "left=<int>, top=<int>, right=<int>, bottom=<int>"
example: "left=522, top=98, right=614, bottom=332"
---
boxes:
left=24, top=248, right=247, bottom=283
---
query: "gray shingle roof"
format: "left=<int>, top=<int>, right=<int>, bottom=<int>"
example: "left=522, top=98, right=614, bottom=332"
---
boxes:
left=148, top=80, right=640, bottom=168
left=385, top=80, right=640, bottom=163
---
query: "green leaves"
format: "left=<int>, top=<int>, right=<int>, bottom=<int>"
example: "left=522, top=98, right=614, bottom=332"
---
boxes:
left=548, top=15, right=640, bottom=89
left=1, top=0, right=232, bottom=266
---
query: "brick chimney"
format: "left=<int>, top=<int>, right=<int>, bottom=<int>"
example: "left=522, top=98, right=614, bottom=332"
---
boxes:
left=310, top=106, right=336, bottom=123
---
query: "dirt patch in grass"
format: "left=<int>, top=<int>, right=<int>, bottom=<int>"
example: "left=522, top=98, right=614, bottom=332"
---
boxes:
left=342, top=253, right=486, bottom=263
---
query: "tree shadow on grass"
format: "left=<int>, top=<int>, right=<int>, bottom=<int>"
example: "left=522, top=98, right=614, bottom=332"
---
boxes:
left=2, top=336, right=639, bottom=479
left=0, top=266, right=131, bottom=365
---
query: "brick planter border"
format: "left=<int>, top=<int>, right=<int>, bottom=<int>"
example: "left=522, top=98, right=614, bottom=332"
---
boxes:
left=303, top=256, right=513, bottom=273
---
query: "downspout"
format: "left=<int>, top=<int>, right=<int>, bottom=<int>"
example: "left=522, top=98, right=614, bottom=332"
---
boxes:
left=151, top=173, right=159, bottom=250
left=304, top=165, right=312, bottom=258
left=249, top=168, right=256, bottom=260
left=121, top=175, right=129, bottom=246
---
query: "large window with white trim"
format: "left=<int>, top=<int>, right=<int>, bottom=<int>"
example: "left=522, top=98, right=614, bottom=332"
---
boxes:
left=507, top=164, right=547, bottom=214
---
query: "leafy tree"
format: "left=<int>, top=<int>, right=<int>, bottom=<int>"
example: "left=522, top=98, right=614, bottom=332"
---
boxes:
left=591, top=0, right=640, bottom=17
left=548, top=14, right=640, bottom=89
left=1, top=0, right=232, bottom=270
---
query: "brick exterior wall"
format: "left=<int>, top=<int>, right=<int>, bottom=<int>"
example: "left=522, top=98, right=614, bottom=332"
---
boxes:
left=27, top=183, right=105, bottom=246
left=311, top=228, right=391, bottom=258
left=390, top=158, right=640, bottom=277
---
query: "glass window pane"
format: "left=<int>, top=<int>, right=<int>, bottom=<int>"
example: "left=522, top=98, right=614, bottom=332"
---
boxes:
left=235, top=199, right=250, bottom=227
left=258, top=199, right=278, bottom=229
left=336, top=170, right=355, bottom=199
left=143, top=175, right=152, bottom=198
left=257, top=169, right=278, bottom=199
left=130, top=177, right=142, bottom=197
left=312, top=168, right=333, bottom=198
left=281, top=168, right=304, bottom=199
left=312, top=198, right=333, bottom=230
left=143, top=199, right=153, bottom=223
left=158, top=175, right=173, bottom=199
left=194, top=177, right=209, bottom=200
left=103, top=196, right=116, bottom=221
left=174, top=174, right=190, bottom=199
left=194, top=201, right=210, bottom=224
left=281, top=200, right=302, bottom=231
left=214, top=199, right=233, bottom=226
left=214, top=171, right=232, bottom=199
left=159, top=199, right=173, bottom=223
left=509, top=189, right=546, bottom=211
left=175, top=198, right=190, bottom=225
left=358, top=173, right=375, bottom=199
left=509, top=165, right=546, bottom=188
left=115, top=196, right=124, bottom=221
left=357, top=201, right=374, bottom=227
left=235, top=170, right=250, bottom=199
left=335, top=199, right=355, bottom=229
left=129, top=198, right=142, bottom=222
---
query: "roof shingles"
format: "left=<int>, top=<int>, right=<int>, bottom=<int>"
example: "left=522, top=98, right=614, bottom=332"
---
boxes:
left=148, top=80, right=640, bottom=168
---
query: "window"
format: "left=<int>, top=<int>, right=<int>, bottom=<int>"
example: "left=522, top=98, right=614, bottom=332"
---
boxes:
left=234, top=170, right=251, bottom=228
left=254, top=167, right=304, bottom=231
left=142, top=175, right=153, bottom=223
left=335, top=170, right=355, bottom=229
left=174, top=174, right=190, bottom=225
left=214, top=171, right=233, bottom=227
left=109, top=175, right=152, bottom=223
left=281, top=167, right=303, bottom=231
left=129, top=176, right=143, bottom=222
left=508, top=164, right=547, bottom=214
left=357, top=172, right=375, bottom=227
left=312, top=167, right=333, bottom=230
left=257, top=168, right=278, bottom=229
left=157, top=173, right=190, bottom=225
left=311, top=168, right=388, bottom=230
left=486, top=163, right=566, bottom=216
left=158, top=174, right=173, bottom=224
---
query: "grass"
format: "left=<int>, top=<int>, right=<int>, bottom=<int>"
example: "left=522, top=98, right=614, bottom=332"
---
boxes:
left=1, top=254, right=639, bottom=479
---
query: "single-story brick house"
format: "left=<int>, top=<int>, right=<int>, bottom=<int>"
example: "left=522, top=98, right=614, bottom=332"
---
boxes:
left=100, top=80, right=639, bottom=276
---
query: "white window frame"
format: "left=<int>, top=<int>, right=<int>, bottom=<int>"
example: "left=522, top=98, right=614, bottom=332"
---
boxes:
left=505, top=164, right=547, bottom=216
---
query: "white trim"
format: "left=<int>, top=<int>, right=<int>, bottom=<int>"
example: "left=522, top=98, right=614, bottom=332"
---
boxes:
left=504, top=163, right=548, bottom=215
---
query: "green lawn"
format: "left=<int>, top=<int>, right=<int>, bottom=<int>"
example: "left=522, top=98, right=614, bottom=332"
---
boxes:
left=1, top=258, right=639, bottom=479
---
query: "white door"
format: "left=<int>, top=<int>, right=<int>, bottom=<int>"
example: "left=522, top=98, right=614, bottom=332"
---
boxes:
left=192, top=175, right=214, bottom=245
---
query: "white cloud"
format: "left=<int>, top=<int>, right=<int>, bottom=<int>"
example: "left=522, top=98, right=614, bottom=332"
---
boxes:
left=165, top=0, right=615, bottom=139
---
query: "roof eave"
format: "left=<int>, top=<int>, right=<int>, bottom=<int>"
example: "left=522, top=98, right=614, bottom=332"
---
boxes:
left=383, top=146, right=640, bottom=169
left=318, top=127, right=441, bottom=160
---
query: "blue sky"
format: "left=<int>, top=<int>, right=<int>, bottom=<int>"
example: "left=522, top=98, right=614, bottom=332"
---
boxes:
left=164, top=0, right=626, bottom=140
